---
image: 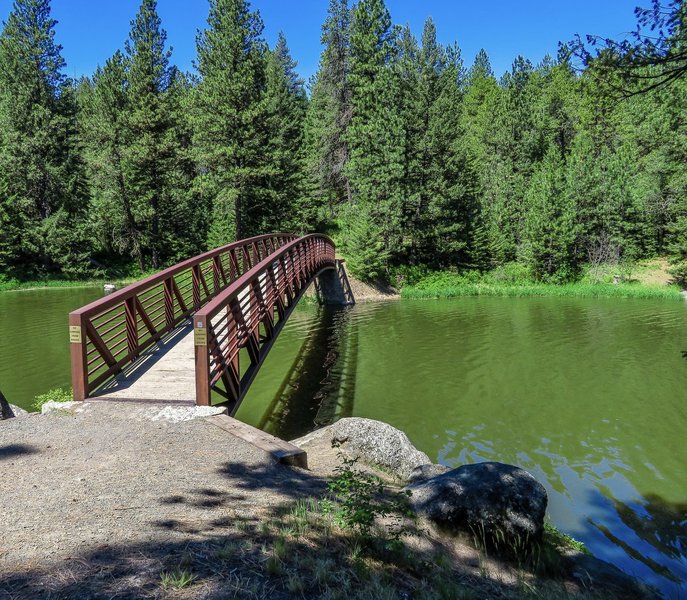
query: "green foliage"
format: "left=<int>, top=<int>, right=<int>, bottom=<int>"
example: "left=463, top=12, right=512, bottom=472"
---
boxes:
left=521, top=147, right=580, bottom=282
left=668, top=260, right=687, bottom=287
left=0, top=0, right=89, bottom=278
left=303, top=0, right=352, bottom=218
left=193, top=0, right=269, bottom=243
left=340, top=205, right=390, bottom=281
left=326, top=449, right=411, bottom=538
left=262, top=33, right=308, bottom=232
left=33, top=387, right=72, bottom=411
left=543, top=522, right=590, bottom=555
left=2, top=0, right=687, bottom=291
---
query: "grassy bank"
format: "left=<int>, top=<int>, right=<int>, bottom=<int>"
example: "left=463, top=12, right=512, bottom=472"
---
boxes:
left=0, top=276, right=140, bottom=293
left=401, top=271, right=684, bottom=301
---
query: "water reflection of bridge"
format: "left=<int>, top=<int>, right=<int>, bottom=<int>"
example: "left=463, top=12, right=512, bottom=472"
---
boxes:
left=256, top=305, right=358, bottom=440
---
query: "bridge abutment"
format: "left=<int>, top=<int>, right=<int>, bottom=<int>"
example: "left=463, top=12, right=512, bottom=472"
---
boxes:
left=316, top=260, right=355, bottom=305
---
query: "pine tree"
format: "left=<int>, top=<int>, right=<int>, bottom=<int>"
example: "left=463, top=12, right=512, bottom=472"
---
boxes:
left=194, top=0, right=269, bottom=246
left=78, top=53, right=147, bottom=271
left=0, top=0, right=87, bottom=277
left=262, top=32, right=307, bottom=232
left=124, top=0, right=178, bottom=269
left=521, top=147, right=579, bottom=281
left=479, top=56, right=538, bottom=265
left=343, top=0, right=404, bottom=277
left=79, top=1, right=193, bottom=272
left=303, top=0, right=352, bottom=222
left=461, top=49, right=499, bottom=269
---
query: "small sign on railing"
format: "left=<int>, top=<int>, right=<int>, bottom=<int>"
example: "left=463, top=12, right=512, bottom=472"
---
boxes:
left=194, top=324, right=207, bottom=346
left=69, top=325, right=82, bottom=344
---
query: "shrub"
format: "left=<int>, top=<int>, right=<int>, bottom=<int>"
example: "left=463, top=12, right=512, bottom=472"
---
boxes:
left=326, top=448, right=412, bottom=539
left=669, top=260, right=687, bottom=288
left=483, top=261, right=531, bottom=285
left=33, top=387, right=73, bottom=411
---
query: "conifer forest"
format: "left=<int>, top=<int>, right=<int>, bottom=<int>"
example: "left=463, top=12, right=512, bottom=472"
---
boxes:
left=1, top=0, right=687, bottom=285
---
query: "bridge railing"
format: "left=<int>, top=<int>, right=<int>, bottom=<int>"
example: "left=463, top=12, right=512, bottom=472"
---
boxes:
left=69, top=234, right=298, bottom=401
left=194, top=234, right=336, bottom=410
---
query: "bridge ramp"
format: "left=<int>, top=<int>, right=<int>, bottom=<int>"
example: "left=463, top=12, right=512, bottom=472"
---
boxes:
left=94, top=322, right=195, bottom=404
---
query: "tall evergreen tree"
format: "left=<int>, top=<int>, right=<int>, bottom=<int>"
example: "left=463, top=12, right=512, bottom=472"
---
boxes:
left=124, top=0, right=178, bottom=268
left=303, top=0, right=352, bottom=222
left=521, top=147, right=579, bottom=281
left=194, top=0, right=269, bottom=245
left=0, top=0, right=87, bottom=276
left=343, top=0, right=404, bottom=278
left=78, top=53, right=146, bottom=271
left=79, top=0, right=192, bottom=272
left=262, top=32, right=307, bottom=232
left=397, top=20, right=476, bottom=266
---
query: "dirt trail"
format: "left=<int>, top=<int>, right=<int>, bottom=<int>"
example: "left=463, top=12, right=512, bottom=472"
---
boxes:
left=0, top=403, right=323, bottom=597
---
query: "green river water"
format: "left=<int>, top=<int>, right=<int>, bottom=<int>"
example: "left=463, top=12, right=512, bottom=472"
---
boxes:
left=1, top=288, right=686, bottom=596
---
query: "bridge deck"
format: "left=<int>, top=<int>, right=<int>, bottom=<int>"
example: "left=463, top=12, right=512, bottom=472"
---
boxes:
left=93, top=322, right=196, bottom=404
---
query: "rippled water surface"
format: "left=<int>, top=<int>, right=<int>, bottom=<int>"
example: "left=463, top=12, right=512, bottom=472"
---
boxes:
left=238, top=297, right=687, bottom=596
left=2, top=290, right=686, bottom=595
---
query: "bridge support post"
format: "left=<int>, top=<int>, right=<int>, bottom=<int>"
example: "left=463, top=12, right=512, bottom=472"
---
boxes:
left=69, top=312, right=88, bottom=401
left=316, top=260, right=355, bottom=306
left=194, top=315, right=211, bottom=406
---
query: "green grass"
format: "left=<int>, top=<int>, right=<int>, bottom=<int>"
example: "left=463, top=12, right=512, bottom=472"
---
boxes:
left=159, top=569, right=197, bottom=590
left=402, top=273, right=683, bottom=301
left=543, top=522, right=590, bottom=556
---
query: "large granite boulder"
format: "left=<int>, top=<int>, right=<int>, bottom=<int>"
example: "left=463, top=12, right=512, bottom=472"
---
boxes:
left=328, top=418, right=431, bottom=480
left=293, top=417, right=430, bottom=481
left=404, top=461, right=547, bottom=548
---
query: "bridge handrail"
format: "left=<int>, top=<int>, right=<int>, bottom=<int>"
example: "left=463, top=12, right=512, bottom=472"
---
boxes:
left=69, top=233, right=298, bottom=400
left=193, top=234, right=336, bottom=409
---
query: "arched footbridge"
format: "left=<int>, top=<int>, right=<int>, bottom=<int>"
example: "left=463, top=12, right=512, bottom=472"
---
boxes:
left=69, top=234, right=354, bottom=415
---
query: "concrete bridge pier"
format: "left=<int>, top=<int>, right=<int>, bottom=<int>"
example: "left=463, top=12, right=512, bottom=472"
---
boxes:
left=316, top=260, right=355, bottom=306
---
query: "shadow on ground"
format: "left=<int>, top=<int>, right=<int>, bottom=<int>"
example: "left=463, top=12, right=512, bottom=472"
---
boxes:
left=0, top=443, right=39, bottom=461
left=0, top=453, right=659, bottom=600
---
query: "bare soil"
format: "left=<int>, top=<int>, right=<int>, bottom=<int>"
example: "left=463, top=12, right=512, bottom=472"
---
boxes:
left=633, top=257, right=675, bottom=287
left=0, top=403, right=656, bottom=599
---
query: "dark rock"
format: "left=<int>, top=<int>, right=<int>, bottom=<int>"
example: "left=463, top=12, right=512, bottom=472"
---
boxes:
left=408, top=463, right=451, bottom=483
left=404, top=461, right=547, bottom=548
left=1, top=391, right=15, bottom=420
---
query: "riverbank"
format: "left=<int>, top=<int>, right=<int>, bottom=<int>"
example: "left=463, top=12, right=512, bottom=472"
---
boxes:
left=0, top=404, right=657, bottom=599
left=400, top=265, right=684, bottom=301
left=402, top=280, right=683, bottom=300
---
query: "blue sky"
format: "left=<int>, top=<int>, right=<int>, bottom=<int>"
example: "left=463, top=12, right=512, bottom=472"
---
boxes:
left=0, top=0, right=641, bottom=82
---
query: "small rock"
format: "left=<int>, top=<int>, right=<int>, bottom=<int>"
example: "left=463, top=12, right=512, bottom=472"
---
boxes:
left=150, top=405, right=227, bottom=423
left=408, top=463, right=451, bottom=483
left=42, top=401, right=82, bottom=415
left=10, top=404, right=29, bottom=417
left=404, top=461, right=547, bottom=548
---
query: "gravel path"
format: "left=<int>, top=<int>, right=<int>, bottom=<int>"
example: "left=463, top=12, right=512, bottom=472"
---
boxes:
left=0, top=402, right=323, bottom=598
